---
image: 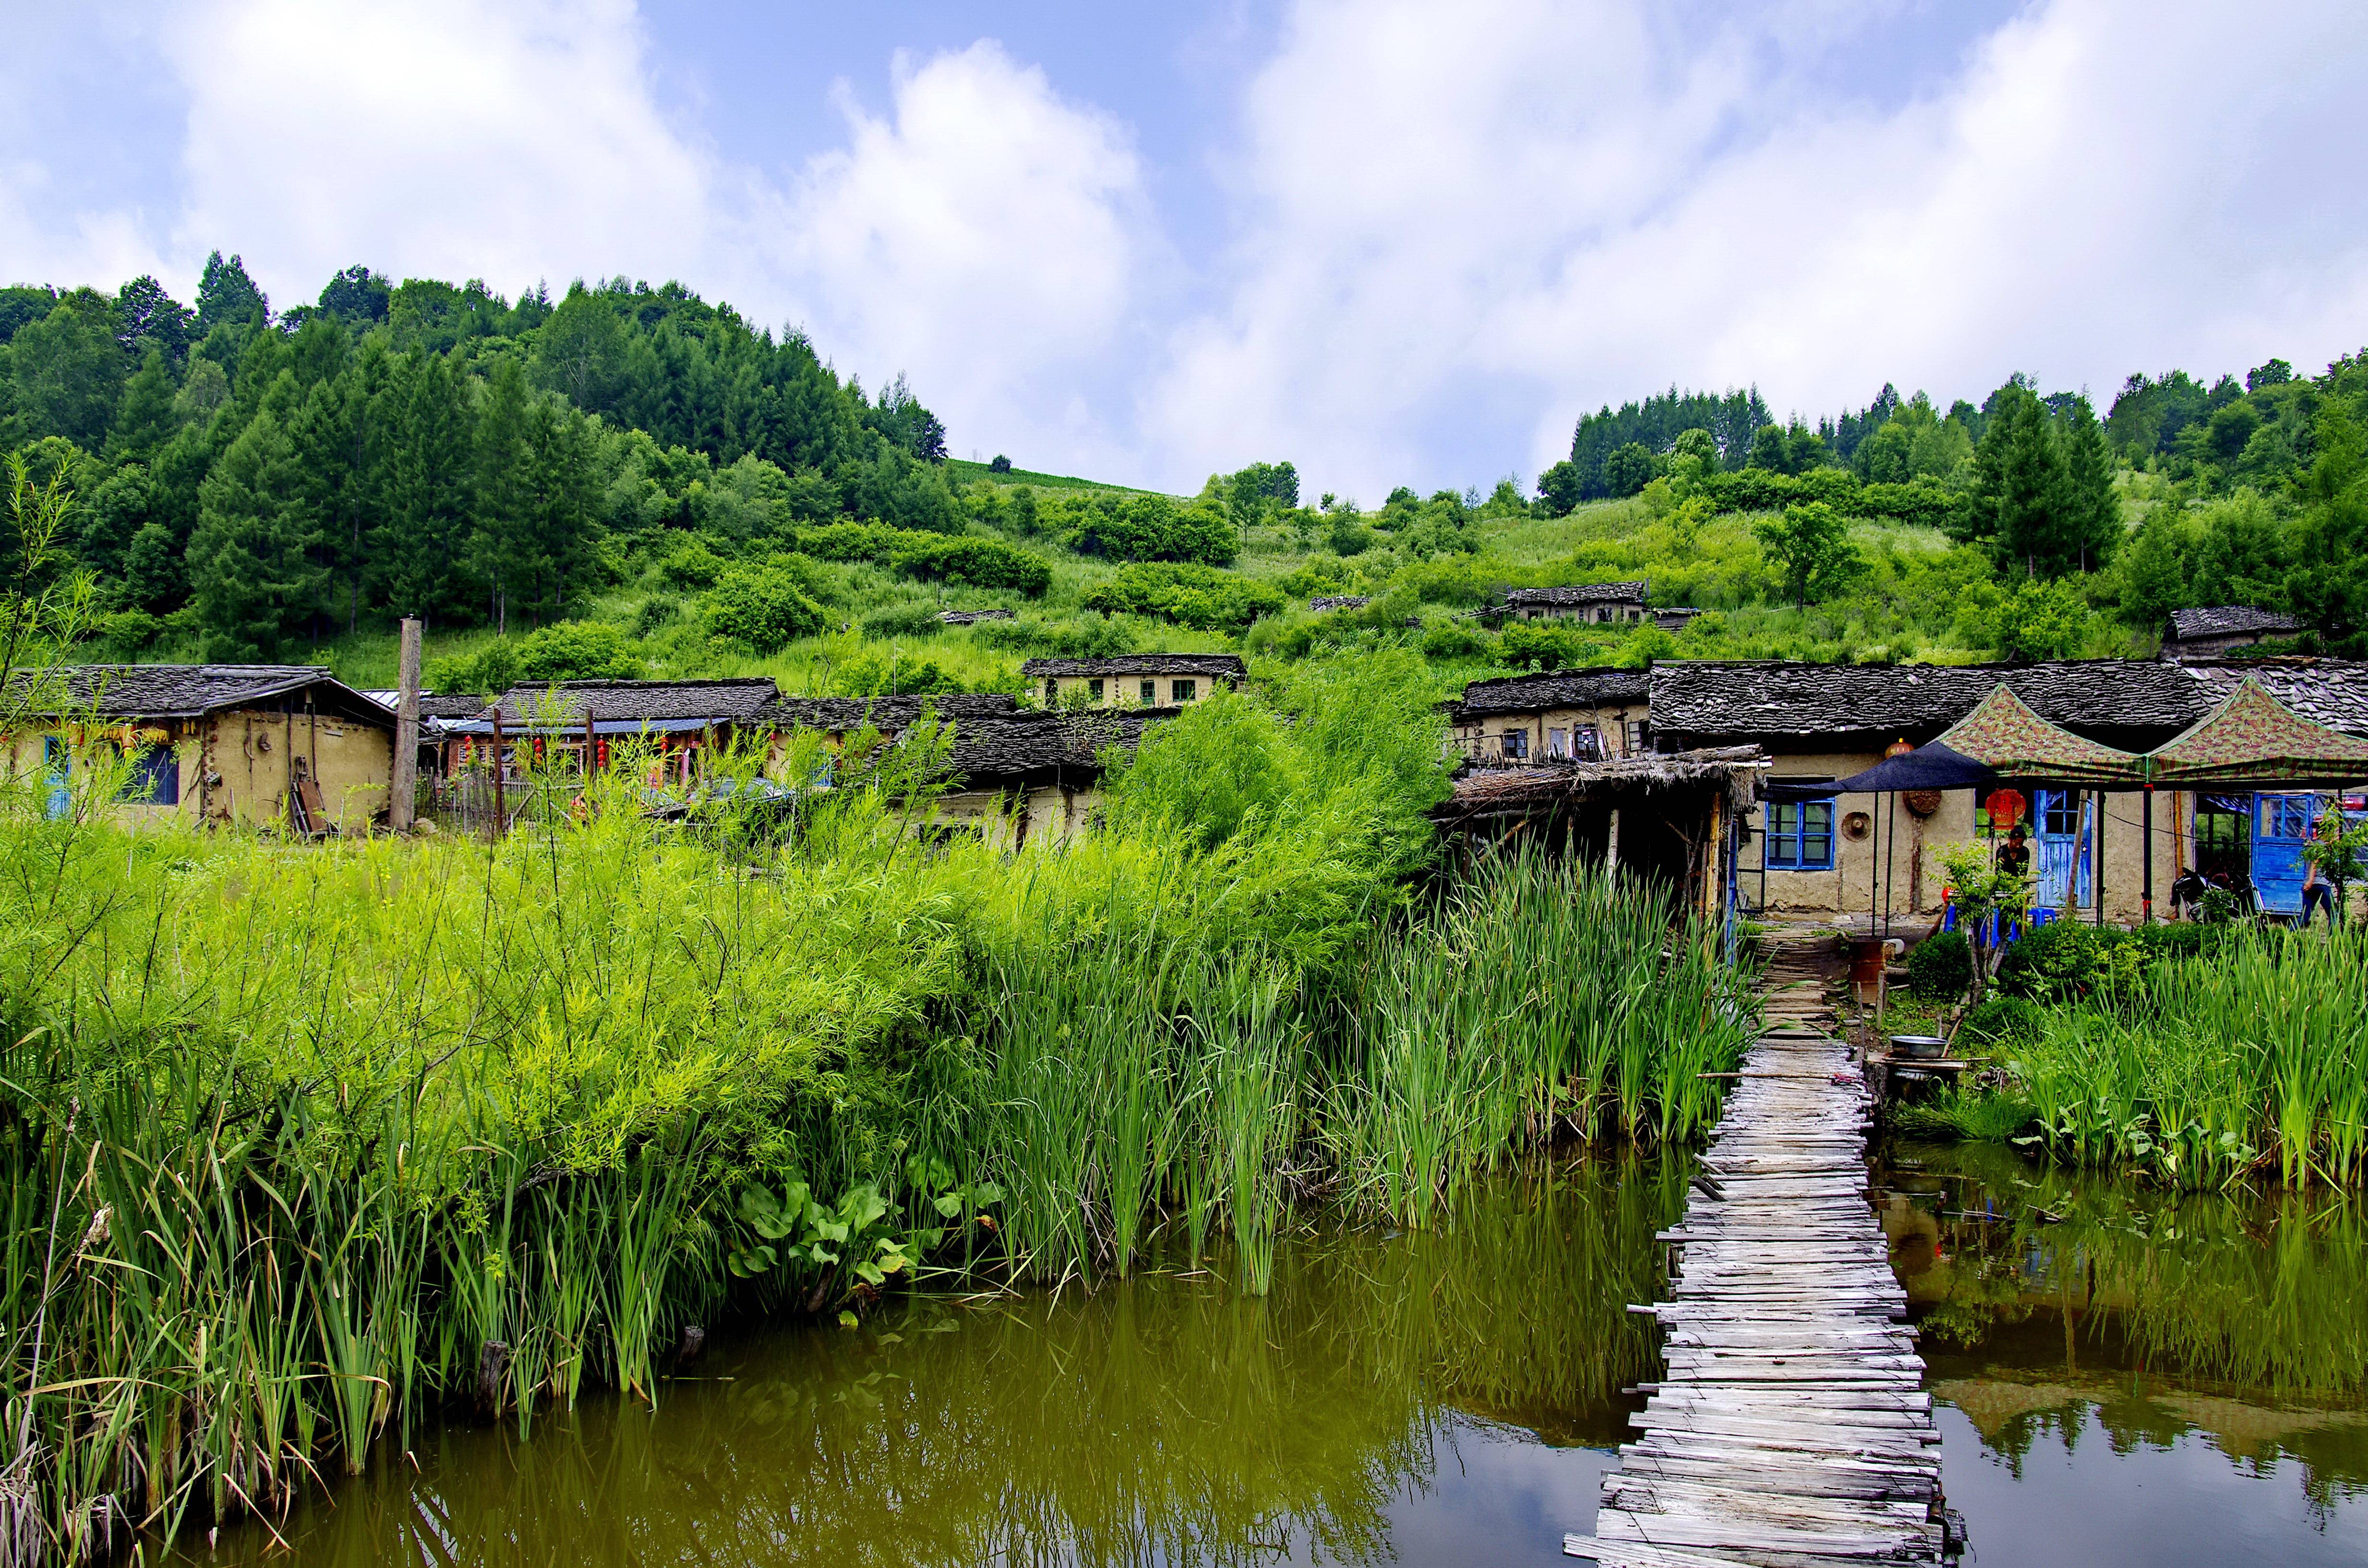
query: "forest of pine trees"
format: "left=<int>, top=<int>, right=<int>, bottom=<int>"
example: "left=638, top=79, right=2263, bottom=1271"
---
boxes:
left=0, top=256, right=960, bottom=658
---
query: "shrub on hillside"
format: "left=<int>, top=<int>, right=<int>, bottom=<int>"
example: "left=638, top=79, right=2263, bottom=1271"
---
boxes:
left=427, top=620, right=647, bottom=696
left=706, top=563, right=829, bottom=651
left=1083, top=562, right=1285, bottom=631
left=890, top=534, right=1053, bottom=595
left=829, top=650, right=969, bottom=697
left=1062, top=494, right=1241, bottom=566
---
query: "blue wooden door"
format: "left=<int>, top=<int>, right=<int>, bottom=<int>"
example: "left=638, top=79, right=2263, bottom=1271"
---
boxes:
left=2033, top=789, right=2092, bottom=911
left=42, top=735, right=69, bottom=820
left=2252, top=793, right=2319, bottom=914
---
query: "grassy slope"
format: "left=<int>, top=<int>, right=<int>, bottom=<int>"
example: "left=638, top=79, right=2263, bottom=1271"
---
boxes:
left=188, top=479, right=2063, bottom=692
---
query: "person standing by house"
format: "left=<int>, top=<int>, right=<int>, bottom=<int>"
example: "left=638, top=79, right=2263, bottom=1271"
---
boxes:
left=2301, top=847, right=2334, bottom=926
left=1996, top=827, right=2031, bottom=881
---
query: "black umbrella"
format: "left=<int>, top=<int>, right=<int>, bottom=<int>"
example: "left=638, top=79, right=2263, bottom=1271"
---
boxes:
left=1831, top=742, right=1996, bottom=795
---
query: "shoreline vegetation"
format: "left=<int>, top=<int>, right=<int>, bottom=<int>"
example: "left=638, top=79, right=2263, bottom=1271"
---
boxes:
left=1895, top=920, right=2368, bottom=1190
left=0, top=651, right=1752, bottom=1561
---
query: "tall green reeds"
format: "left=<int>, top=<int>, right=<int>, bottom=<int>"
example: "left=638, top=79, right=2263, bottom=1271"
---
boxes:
left=2007, top=925, right=2368, bottom=1188
left=1323, top=847, right=1755, bottom=1225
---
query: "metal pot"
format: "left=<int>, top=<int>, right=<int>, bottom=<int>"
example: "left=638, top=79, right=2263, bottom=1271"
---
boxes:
left=1890, top=1034, right=1947, bottom=1061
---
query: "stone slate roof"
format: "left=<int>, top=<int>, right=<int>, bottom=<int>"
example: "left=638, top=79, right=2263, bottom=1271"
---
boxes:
left=1648, top=660, right=2213, bottom=747
left=481, top=677, right=781, bottom=729
left=937, top=608, right=1014, bottom=625
left=1445, top=669, right=1652, bottom=722
left=417, top=693, right=493, bottom=721
left=768, top=693, right=1020, bottom=733
left=1504, top=582, right=1648, bottom=607
left=2168, top=605, right=2302, bottom=641
left=1021, top=654, right=1246, bottom=678
left=26, top=664, right=393, bottom=724
left=2178, top=658, right=2368, bottom=738
left=1309, top=595, right=1370, bottom=612
left=944, top=709, right=1177, bottom=783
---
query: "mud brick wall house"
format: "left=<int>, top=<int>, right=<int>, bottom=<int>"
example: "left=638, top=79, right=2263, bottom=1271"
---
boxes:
left=1022, top=654, right=1244, bottom=710
left=1444, top=669, right=1653, bottom=763
left=932, top=708, right=1176, bottom=852
left=1495, top=582, right=1652, bottom=625
left=2162, top=606, right=2303, bottom=659
left=12, top=664, right=395, bottom=832
left=1647, top=660, right=2233, bottom=926
left=442, top=677, right=784, bottom=784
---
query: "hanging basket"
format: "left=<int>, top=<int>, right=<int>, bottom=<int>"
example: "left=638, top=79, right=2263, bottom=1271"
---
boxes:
left=1902, top=789, right=1942, bottom=819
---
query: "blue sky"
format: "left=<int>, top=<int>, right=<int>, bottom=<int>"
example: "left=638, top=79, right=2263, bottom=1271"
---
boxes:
left=7, top=2, right=2366, bottom=499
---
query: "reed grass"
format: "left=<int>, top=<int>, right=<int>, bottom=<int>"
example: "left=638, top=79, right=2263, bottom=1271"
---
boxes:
left=1998, top=925, right=2368, bottom=1189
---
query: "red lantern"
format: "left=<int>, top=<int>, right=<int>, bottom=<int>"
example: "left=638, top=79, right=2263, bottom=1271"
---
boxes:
left=1984, top=788, right=2026, bottom=831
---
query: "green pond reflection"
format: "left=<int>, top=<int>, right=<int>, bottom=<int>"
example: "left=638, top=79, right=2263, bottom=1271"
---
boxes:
left=1882, top=1140, right=2368, bottom=1565
left=186, top=1143, right=2368, bottom=1567
left=184, top=1155, right=1687, bottom=1568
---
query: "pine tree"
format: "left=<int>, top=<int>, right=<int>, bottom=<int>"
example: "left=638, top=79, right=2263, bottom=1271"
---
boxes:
left=195, top=251, right=270, bottom=333
left=373, top=353, right=474, bottom=623
left=1993, top=391, right=2068, bottom=577
left=188, top=374, right=325, bottom=658
left=105, top=348, right=180, bottom=464
left=2053, top=398, right=2121, bottom=575
left=469, top=355, right=533, bottom=631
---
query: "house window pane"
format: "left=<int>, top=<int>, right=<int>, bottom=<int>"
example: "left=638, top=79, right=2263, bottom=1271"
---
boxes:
left=1140, top=679, right=1156, bottom=703
left=1575, top=726, right=1600, bottom=760
left=1502, top=728, right=1527, bottom=760
left=1767, top=796, right=1837, bottom=870
left=1547, top=728, right=1567, bottom=759
left=1088, top=678, right=1104, bottom=700
left=1045, top=679, right=1060, bottom=703
left=1172, top=679, right=1196, bottom=702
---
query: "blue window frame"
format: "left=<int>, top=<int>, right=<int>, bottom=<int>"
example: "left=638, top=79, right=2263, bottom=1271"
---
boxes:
left=1767, top=797, right=1836, bottom=870
left=121, top=746, right=179, bottom=805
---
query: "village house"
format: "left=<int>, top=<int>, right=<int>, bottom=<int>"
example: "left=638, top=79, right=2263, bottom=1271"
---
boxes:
left=438, top=677, right=783, bottom=788
left=934, top=707, right=1174, bottom=851
left=2162, top=605, right=2304, bottom=658
left=1647, top=658, right=2368, bottom=927
left=1021, top=654, right=1244, bottom=710
left=11, top=664, right=395, bottom=832
left=1494, top=582, right=1653, bottom=625
left=1444, top=669, right=1652, bottom=763
left=1440, top=655, right=2368, bottom=930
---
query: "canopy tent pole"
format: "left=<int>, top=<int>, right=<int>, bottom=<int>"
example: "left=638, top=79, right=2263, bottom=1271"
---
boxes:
left=2096, top=793, right=2107, bottom=928
left=2142, top=783, right=2155, bottom=925
left=1884, top=794, right=1896, bottom=943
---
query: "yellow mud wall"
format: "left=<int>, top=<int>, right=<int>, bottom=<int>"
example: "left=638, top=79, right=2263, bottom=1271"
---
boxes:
left=1452, top=702, right=1653, bottom=762
left=198, top=709, right=392, bottom=832
left=1739, top=750, right=2194, bottom=926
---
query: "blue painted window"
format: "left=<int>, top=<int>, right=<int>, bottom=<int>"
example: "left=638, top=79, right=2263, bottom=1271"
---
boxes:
left=121, top=746, right=179, bottom=805
left=1767, top=798, right=1836, bottom=870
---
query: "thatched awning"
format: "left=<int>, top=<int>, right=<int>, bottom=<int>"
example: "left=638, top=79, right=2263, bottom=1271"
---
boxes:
left=1433, top=746, right=1766, bottom=822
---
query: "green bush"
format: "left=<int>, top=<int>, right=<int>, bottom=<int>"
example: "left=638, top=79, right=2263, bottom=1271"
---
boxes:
left=1994, top=921, right=2108, bottom=1001
left=706, top=563, right=828, bottom=650
left=656, top=536, right=726, bottom=589
left=890, top=534, right=1053, bottom=595
left=1420, top=621, right=1491, bottom=661
left=428, top=620, right=647, bottom=695
left=1905, top=931, right=1972, bottom=998
left=1083, top=562, right=1285, bottom=631
left=1061, top=493, right=1240, bottom=566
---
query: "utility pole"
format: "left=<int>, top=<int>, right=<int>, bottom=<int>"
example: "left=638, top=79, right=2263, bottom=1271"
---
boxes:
left=390, top=617, right=421, bottom=832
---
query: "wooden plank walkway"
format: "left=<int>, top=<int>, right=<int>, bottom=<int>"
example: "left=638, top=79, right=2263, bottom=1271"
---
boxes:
left=1564, top=1027, right=1949, bottom=1568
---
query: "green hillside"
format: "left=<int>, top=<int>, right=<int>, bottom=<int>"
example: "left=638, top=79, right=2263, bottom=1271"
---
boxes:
left=4, top=256, right=2364, bottom=703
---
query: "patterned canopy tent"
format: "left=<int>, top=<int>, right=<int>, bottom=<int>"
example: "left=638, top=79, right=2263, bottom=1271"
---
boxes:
left=2142, top=676, right=2368, bottom=786
left=1928, top=684, right=2144, bottom=783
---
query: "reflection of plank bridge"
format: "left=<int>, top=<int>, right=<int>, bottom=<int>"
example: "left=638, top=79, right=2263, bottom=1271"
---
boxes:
left=1564, top=1026, right=1950, bottom=1568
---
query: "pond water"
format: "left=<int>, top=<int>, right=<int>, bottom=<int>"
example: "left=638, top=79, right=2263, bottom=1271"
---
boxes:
left=186, top=1147, right=2365, bottom=1567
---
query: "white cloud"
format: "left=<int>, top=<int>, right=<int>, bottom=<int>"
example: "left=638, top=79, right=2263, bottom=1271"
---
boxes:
left=763, top=42, right=1151, bottom=470
left=0, top=158, right=173, bottom=293
left=163, top=0, right=711, bottom=306
left=1151, top=0, right=2368, bottom=501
